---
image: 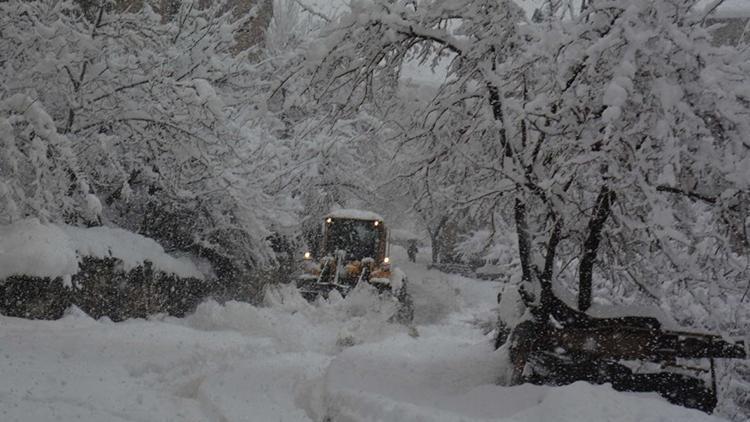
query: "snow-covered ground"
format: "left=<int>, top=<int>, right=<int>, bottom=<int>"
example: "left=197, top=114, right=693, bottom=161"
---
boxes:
left=0, top=246, right=727, bottom=421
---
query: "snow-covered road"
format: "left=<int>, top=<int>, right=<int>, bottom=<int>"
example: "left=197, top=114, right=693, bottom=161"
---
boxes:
left=0, top=247, right=726, bottom=421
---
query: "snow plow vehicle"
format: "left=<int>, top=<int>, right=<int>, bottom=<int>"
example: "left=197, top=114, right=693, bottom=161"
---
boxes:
left=296, top=209, right=413, bottom=322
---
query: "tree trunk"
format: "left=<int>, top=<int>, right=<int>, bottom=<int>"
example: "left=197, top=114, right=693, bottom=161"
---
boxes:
left=578, top=186, right=615, bottom=312
left=514, top=198, right=535, bottom=307
left=430, top=231, right=440, bottom=263
left=428, top=215, right=449, bottom=264
left=540, top=217, right=563, bottom=316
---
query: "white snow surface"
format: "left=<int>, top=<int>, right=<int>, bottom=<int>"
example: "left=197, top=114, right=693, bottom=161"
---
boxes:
left=0, top=218, right=203, bottom=280
left=0, top=245, right=728, bottom=422
left=326, top=208, right=384, bottom=221
left=0, top=218, right=78, bottom=281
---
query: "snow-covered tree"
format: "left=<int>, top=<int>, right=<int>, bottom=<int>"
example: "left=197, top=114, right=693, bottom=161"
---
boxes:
left=0, top=0, right=293, bottom=276
left=0, top=95, right=98, bottom=226
left=510, top=0, right=750, bottom=324
left=300, top=0, right=750, bottom=414
left=303, top=0, right=750, bottom=326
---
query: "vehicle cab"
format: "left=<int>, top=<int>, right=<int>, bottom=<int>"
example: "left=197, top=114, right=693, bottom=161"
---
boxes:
left=301, top=209, right=392, bottom=285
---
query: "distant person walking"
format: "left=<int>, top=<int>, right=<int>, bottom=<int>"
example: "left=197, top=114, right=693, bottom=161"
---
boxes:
left=407, top=240, right=418, bottom=263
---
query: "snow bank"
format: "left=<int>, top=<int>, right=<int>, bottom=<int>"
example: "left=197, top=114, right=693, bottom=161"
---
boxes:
left=0, top=218, right=78, bottom=281
left=63, top=225, right=203, bottom=278
left=186, top=282, right=405, bottom=354
left=0, top=310, right=279, bottom=422
left=511, top=382, right=724, bottom=422
left=0, top=218, right=203, bottom=280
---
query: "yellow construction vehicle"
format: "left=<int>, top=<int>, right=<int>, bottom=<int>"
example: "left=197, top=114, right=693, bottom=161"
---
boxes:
left=296, top=209, right=413, bottom=322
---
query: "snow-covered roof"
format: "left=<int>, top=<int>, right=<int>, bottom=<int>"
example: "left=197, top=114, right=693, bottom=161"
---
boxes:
left=0, top=218, right=204, bottom=282
left=325, top=209, right=384, bottom=222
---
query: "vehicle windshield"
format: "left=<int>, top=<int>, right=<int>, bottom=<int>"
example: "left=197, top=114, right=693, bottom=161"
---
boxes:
left=324, top=218, right=379, bottom=260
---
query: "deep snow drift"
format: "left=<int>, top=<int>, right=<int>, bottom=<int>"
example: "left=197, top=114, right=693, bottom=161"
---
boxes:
left=0, top=246, right=728, bottom=421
